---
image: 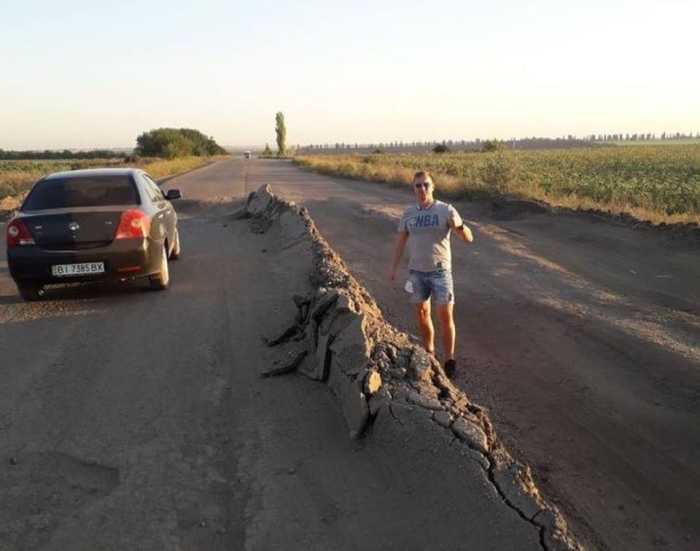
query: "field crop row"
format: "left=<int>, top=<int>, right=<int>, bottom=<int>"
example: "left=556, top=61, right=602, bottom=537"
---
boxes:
left=294, top=145, right=700, bottom=225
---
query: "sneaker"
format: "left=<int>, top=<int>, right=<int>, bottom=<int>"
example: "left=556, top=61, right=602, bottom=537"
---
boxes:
left=444, top=359, right=456, bottom=378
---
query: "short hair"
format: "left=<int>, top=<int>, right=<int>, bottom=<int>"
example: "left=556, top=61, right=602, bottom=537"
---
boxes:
left=413, top=171, right=434, bottom=185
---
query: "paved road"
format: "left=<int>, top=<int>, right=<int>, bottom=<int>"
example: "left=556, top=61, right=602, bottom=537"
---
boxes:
left=236, top=158, right=699, bottom=551
left=2, top=157, right=698, bottom=550
left=0, top=160, right=542, bottom=550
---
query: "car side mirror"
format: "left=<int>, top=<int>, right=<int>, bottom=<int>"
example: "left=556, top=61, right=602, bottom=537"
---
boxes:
left=165, top=189, right=182, bottom=200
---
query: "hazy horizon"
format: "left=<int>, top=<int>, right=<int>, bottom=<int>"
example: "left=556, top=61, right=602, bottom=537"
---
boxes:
left=4, top=132, right=700, bottom=154
left=2, top=0, right=699, bottom=150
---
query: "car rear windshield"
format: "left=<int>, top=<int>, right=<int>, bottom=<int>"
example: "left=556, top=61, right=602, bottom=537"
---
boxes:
left=22, top=175, right=140, bottom=211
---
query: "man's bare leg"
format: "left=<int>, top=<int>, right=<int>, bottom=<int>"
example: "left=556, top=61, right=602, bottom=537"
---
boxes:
left=415, top=301, right=435, bottom=355
left=435, top=303, right=455, bottom=361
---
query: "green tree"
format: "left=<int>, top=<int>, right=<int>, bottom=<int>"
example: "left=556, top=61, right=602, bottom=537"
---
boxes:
left=275, top=112, right=287, bottom=156
left=162, top=133, right=192, bottom=158
left=135, top=128, right=225, bottom=158
left=262, top=143, right=272, bottom=156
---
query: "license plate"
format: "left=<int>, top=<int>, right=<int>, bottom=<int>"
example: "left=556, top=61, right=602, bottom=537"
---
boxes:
left=51, top=262, right=105, bottom=277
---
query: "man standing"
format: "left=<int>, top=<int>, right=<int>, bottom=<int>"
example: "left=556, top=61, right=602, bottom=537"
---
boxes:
left=389, top=171, right=474, bottom=378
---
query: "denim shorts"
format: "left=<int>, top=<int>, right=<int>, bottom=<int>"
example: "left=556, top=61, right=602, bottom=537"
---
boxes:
left=408, top=269, right=454, bottom=304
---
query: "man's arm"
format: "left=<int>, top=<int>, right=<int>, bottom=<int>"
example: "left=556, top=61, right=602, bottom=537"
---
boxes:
left=454, top=223, right=474, bottom=243
left=389, top=231, right=409, bottom=282
left=447, top=205, right=474, bottom=244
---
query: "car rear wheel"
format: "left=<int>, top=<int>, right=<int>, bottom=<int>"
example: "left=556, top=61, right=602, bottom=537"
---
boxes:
left=17, top=281, right=45, bottom=302
left=149, top=243, right=170, bottom=291
left=169, top=229, right=181, bottom=260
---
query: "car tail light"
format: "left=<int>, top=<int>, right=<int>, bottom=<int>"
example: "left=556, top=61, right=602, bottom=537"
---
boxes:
left=115, top=209, right=151, bottom=239
left=6, top=219, right=35, bottom=247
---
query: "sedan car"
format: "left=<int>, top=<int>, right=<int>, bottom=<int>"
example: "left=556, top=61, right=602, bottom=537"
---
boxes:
left=6, top=168, right=182, bottom=301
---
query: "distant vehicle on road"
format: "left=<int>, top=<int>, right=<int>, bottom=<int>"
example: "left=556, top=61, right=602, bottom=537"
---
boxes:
left=244, top=151, right=252, bottom=159
left=6, top=168, right=182, bottom=301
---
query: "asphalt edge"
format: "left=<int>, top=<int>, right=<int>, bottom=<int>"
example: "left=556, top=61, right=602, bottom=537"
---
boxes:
left=155, top=157, right=225, bottom=186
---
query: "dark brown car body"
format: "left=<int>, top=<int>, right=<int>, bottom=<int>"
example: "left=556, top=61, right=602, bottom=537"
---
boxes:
left=6, top=168, right=182, bottom=300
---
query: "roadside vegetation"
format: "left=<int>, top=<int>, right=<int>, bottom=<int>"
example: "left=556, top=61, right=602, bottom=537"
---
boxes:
left=613, top=138, right=700, bottom=147
left=0, top=128, right=227, bottom=207
left=0, top=156, right=222, bottom=206
left=294, top=145, right=700, bottom=225
left=0, top=149, right=127, bottom=161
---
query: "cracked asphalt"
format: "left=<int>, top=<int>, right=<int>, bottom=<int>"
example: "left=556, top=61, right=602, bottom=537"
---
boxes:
left=0, top=159, right=543, bottom=550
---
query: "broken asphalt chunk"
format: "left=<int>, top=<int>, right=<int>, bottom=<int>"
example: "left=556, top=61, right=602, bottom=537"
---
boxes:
left=329, top=313, right=370, bottom=376
left=405, top=389, right=443, bottom=410
left=263, top=323, right=300, bottom=347
left=364, top=369, right=382, bottom=395
left=261, top=350, right=308, bottom=378
left=492, top=459, right=545, bottom=520
left=433, top=410, right=453, bottom=428
left=299, top=332, right=333, bottom=381
left=451, top=417, right=489, bottom=454
left=327, top=364, right=369, bottom=439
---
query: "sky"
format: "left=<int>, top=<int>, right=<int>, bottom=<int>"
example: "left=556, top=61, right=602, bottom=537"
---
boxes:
left=1, top=0, right=699, bottom=149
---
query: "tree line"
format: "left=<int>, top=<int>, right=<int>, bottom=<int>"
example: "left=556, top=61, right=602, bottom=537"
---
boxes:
left=589, top=132, right=700, bottom=142
left=2, top=128, right=226, bottom=160
left=0, top=149, right=127, bottom=160
left=299, top=137, right=600, bottom=154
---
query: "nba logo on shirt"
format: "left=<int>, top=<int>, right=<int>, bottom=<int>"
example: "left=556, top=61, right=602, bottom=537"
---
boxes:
left=412, top=214, right=439, bottom=229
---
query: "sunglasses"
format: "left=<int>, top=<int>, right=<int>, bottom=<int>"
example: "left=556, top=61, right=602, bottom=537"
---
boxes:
left=414, top=182, right=431, bottom=189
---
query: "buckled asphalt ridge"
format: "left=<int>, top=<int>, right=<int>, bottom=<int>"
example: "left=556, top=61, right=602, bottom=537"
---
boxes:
left=246, top=184, right=583, bottom=551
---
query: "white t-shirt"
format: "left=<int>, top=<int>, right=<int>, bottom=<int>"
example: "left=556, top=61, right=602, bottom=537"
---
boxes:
left=398, top=200, right=463, bottom=272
